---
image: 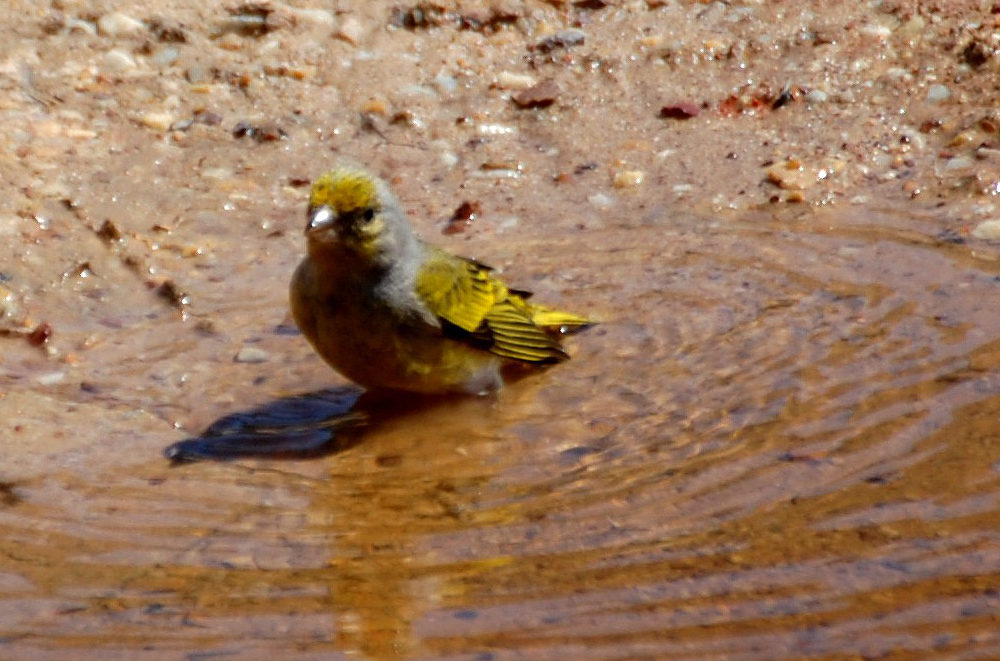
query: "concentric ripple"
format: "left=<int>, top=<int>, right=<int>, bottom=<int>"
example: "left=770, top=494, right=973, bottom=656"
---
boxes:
left=2, top=207, right=999, bottom=660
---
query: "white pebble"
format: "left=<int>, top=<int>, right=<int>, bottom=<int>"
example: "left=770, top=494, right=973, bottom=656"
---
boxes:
left=287, top=7, right=335, bottom=28
left=234, top=347, right=270, bottom=363
left=98, top=12, right=145, bottom=37
left=496, top=71, right=537, bottom=90
left=588, top=192, right=614, bottom=209
left=67, top=18, right=97, bottom=36
left=805, top=89, right=828, bottom=103
left=944, top=156, right=974, bottom=171
left=433, top=75, right=458, bottom=94
left=477, top=123, right=515, bottom=136
left=926, top=84, right=951, bottom=102
left=102, top=49, right=137, bottom=72
left=37, top=371, right=66, bottom=386
left=336, top=16, right=364, bottom=44
left=972, top=220, right=1000, bottom=240
left=151, top=46, right=179, bottom=67
left=201, top=167, right=234, bottom=181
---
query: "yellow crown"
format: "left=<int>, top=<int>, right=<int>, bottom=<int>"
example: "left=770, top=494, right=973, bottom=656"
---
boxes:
left=309, top=168, right=379, bottom=213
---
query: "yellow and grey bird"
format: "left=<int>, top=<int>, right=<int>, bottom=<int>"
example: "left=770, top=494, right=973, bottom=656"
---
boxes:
left=289, top=167, right=590, bottom=395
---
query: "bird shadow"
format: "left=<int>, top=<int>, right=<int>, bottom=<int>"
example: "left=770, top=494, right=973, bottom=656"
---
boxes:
left=164, top=387, right=457, bottom=463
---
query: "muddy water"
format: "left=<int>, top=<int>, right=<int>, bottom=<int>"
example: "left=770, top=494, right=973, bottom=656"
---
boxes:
left=2, top=205, right=1000, bottom=660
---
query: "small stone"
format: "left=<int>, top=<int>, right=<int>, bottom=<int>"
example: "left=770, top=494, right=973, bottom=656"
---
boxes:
left=612, top=170, right=644, bottom=188
left=102, top=48, right=137, bottom=72
left=926, top=84, right=951, bottom=103
left=534, top=28, right=585, bottom=53
left=433, top=75, right=458, bottom=94
left=37, top=371, right=66, bottom=386
left=286, top=7, right=335, bottom=29
left=97, top=12, right=146, bottom=37
left=443, top=201, right=481, bottom=235
left=202, top=167, right=233, bottom=181
left=235, top=347, right=270, bottom=363
left=947, top=131, right=976, bottom=148
left=588, top=192, right=614, bottom=209
left=150, top=46, right=179, bottom=67
left=896, top=15, right=925, bottom=40
left=67, top=18, right=97, bottom=35
left=28, top=323, right=52, bottom=347
left=497, top=71, right=536, bottom=90
left=512, top=80, right=560, bottom=108
left=767, top=160, right=810, bottom=190
left=336, top=16, right=364, bottom=44
left=148, top=18, right=186, bottom=43
left=0, top=285, right=20, bottom=321
left=185, top=66, right=209, bottom=84
left=944, top=156, right=974, bottom=171
left=66, top=128, right=98, bottom=140
left=971, top=220, right=1000, bottom=240
left=139, top=112, right=176, bottom=131
left=659, top=102, right=699, bottom=119
left=156, top=280, right=190, bottom=308
left=902, top=180, right=921, bottom=197
left=805, top=89, right=828, bottom=103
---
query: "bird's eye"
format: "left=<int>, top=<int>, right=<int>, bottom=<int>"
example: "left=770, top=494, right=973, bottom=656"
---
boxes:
left=361, top=208, right=375, bottom=222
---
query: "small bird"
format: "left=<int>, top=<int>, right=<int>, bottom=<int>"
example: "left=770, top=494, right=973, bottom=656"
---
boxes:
left=289, top=167, right=590, bottom=395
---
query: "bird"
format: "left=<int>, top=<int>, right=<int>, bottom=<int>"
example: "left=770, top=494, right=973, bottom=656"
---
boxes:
left=289, top=166, right=590, bottom=395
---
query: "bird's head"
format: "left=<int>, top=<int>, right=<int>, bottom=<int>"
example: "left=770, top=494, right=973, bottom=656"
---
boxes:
left=305, top=168, right=411, bottom=267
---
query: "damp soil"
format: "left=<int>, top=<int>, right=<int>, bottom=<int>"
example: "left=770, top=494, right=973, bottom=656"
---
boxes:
left=2, top=1, right=1000, bottom=659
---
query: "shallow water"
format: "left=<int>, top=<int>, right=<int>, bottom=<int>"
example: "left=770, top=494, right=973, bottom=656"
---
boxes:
left=2, top=205, right=1000, bottom=660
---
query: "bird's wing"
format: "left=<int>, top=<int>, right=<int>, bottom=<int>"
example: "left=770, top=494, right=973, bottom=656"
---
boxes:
left=414, top=251, right=570, bottom=363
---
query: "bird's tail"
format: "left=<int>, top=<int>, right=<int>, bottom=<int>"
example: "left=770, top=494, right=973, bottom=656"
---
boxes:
left=529, top=305, right=593, bottom=334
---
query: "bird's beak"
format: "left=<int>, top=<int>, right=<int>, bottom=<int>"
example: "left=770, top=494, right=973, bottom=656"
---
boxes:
left=306, top=205, right=335, bottom=234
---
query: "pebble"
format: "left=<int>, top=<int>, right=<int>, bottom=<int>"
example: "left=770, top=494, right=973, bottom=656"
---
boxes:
left=613, top=170, right=645, bottom=188
left=37, top=371, right=66, bottom=386
left=234, top=347, right=270, bottom=363
left=202, top=167, right=234, bottom=181
left=286, top=7, right=335, bottom=29
left=512, top=80, right=559, bottom=109
left=497, top=71, right=537, bottom=90
left=944, top=156, right=974, bottom=171
left=477, top=123, right=516, bottom=136
left=139, top=112, right=176, bottom=131
left=766, top=158, right=844, bottom=190
left=336, top=16, right=364, bottom=44
left=151, top=46, right=179, bottom=67
left=971, top=220, right=1000, bottom=240
left=0, top=285, right=19, bottom=320
left=97, top=12, right=145, bottom=37
left=103, top=49, right=138, bottom=72
left=185, top=66, right=209, bottom=84
left=66, top=18, right=97, bottom=36
left=926, top=84, right=951, bottom=102
left=805, top=89, right=828, bottom=104
left=535, top=28, right=585, bottom=53
left=433, top=75, right=458, bottom=94
left=588, top=192, right=614, bottom=209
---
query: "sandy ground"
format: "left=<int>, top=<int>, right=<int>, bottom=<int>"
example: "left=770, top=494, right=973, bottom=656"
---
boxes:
left=2, top=1, right=1000, bottom=659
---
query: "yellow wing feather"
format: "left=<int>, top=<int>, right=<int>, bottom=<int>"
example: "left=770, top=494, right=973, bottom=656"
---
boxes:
left=414, top=249, right=586, bottom=364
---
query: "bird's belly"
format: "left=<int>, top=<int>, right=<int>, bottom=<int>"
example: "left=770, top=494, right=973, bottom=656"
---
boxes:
left=328, top=322, right=500, bottom=394
left=294, top=285, right=500, bottom=394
